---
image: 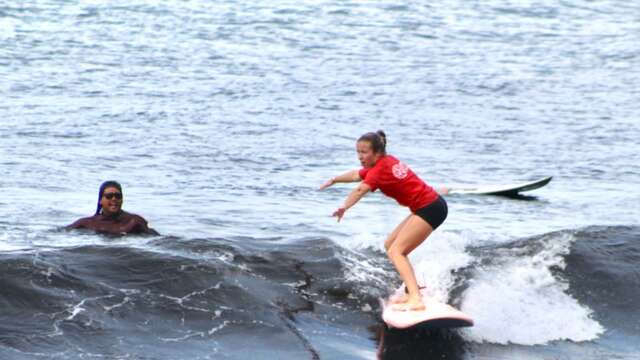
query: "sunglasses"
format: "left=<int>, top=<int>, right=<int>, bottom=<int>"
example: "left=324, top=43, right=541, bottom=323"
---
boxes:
left=103, top=192, right=123, bottom=200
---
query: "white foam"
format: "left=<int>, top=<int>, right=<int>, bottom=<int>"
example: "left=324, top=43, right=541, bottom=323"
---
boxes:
left=410, top=230, right=475, bottom=302
left=339, top=247, right=390, bottom=298
left=0, top=241, right=28, bottom=252
left=460, top=232, right=604, bottom=345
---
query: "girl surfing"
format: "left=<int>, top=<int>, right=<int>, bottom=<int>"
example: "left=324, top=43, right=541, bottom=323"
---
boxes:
left=320, top=130, right=448, bottom=311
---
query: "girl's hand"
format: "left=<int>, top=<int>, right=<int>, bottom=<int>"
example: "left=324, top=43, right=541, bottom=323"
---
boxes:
left=332, top=207, right=346, bottom=222
left=319, top=178, right=335, bottom=190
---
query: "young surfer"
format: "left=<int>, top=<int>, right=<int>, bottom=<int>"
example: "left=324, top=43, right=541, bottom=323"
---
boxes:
left=320, top=131, right=447, bottom=311
left=67, top=181, right=159, bottom=235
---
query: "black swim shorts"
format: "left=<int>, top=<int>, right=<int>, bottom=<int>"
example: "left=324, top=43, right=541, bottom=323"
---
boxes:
left=414, top=196, right=448, bottom=230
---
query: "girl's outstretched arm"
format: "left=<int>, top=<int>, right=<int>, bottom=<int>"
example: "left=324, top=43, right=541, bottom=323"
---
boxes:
left=319, top=170, right=361, bottom=190
left=333, top=182, right=371, bottom=222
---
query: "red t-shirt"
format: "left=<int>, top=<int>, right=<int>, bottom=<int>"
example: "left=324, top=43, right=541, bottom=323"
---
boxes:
left=358, top=155, right=438, bottom=212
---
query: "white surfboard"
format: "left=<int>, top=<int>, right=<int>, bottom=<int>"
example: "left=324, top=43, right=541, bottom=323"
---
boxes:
left=447, top=176, right=552, bottom=196
left=381, top=288, right=473, bottom=330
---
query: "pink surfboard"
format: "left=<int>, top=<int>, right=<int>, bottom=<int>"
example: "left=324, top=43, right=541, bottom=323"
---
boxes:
left=381, top=288, right=473, bottom=329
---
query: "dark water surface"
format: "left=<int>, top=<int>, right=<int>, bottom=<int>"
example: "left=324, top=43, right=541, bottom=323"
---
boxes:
left=1, top=1, right=639, bottom=359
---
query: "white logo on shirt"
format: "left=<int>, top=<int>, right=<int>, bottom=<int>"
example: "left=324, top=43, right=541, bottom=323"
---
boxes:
left=392, top=162, right=409, bottom=179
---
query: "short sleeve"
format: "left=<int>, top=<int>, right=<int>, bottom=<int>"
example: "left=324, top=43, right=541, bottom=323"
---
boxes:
left=358, top=168, right=369, bottom=180
left=360, top=167, right=379, bottom=192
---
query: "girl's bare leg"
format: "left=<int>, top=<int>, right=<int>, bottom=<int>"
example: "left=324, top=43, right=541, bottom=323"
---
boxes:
left=385, top=215, right=412, bottom=304
left=387, top=215, right=433, bottom=311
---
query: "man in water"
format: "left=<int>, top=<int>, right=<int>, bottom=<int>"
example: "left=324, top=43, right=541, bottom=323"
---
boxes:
left=67, top=181, right=158, bottom=235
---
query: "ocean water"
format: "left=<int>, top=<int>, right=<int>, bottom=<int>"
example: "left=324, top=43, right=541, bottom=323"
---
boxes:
left=1, top=1, right=639, bottom=359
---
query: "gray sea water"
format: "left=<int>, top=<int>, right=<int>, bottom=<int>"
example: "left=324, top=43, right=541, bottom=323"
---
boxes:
left=1, top=1, right=639, bottom=359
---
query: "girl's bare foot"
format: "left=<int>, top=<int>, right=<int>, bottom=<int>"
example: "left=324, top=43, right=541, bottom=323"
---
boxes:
left=392, top=298, right=425, bottom=311
left=389, top=285, right=426, bottom=305
left=389, top=293, right=409, bottom=304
